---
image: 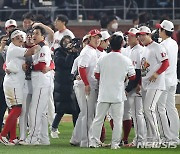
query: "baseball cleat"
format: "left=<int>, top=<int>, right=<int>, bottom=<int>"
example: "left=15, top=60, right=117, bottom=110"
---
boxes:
left=50, top=131, right=59, bottom=138
left=0, top=135, right=15, bottom=146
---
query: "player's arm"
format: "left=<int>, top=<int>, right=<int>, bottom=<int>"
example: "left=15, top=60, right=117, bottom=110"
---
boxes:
left=125, top=69, right=140, bottom=93
left=149, top=59, right=169, bottom=82
left=24, top=45, right=41, bottom=57
left=32, top=22, right=54, bottom=43
left=79, top=66, right=90, bottom=95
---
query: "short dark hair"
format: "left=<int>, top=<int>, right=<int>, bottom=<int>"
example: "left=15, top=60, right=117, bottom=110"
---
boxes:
left=160, top=28, right=173, bottom=37
left=33, top=26, right=46, bottom=36
left=56, top=14, right=69, bottom=26
left=100, top=15, right=109, bottom=29
left=107, top=15, right=118, bottom=25
left=0, top=35, right=7, bottom=42
left=110, top=35, right=123, bottom=50
left=22, top=12, right=35, bottom=21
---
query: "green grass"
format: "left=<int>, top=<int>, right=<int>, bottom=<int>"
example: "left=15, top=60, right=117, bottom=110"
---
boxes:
left=0, top=120, right=179, bottom=154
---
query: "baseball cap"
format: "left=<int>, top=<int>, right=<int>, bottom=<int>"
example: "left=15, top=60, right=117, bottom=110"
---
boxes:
left=5, top=19, right=17, bottom=28
left=88, top=29, right=102, bottom=37
left=155, top=20, right=174, bottom=32
left=125, top=28, right=139, bottom=36
left=10, top=30, right=24, bottom=39
left=113, top=31, right=124, bottom=38
left=82, top=34, right=89, bottom=42
left=136, top=26, right=151, bottom=35
left=100, top=31, right=110, bottom=40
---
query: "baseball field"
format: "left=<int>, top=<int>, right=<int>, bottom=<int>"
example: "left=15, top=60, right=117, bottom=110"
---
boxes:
left=0, top=116, right=179, bottom=154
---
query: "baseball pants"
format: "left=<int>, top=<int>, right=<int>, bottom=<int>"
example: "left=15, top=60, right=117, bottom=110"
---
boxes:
left=90, top=101, right=124, bottom=148
left=128, top=94, right=146, bottom=144
left=80, top=88, right=98, bottom=147
left=70, top=80, right=84, bottom=145
left=142, top=89, right=162, bottom=142
left=165, top=85, right=179, bottom=142
left=26, top=87, right=50, bottom=145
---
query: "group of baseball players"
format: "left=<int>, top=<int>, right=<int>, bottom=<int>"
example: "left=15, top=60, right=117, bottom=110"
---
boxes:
left=0, top=12, right=179, bottom=149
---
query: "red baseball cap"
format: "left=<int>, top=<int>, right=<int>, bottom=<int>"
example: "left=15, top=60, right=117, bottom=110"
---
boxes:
left=88, top=29, right=102, bottom=37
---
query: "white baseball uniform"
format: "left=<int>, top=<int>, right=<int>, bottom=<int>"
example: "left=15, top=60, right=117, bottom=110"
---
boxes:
left=51, top=29, right=75, bottom=51
left=157, top=37, right=179, bottom=142
left=26, top=45, right=51, bottom=145
left=19, top=55, right=33, bottom=141
left=141, top=41, right=168, bottom=142
left=3, top=42, right=27, bottom=108
left=78, top=45, right=98, bottom=147
left=90, top=51, right=135, bottom=148
left=125, top=44, right=146, bottom=145
left=70, top=56, right=84, bottom=145
left=121, top=46, right=132, bottom=121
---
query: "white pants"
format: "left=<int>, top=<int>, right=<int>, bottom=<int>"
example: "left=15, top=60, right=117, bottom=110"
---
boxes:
left=80, top=88, right=98, bottom=147
left=165, top=85, right=179, bottom=142
left=19, top=80, right=33, bottom=141
left=156, top=86, right=173, bottom=141
left=142, top=89, right=162, bottom=142
left=123, top=99, right=132, bottom=121
left=90, top=101, right=124, bottom=148
left=48, top=83, right=55, bottom=127
left=128, top=95, right=146, bottom=144
left=19, top=93, right=32, bottom=140
left=70, top=80, right=84, bottom=144
left=26, top=87, right=50, bottom=144
left=3, top=86, right=24, bottom=108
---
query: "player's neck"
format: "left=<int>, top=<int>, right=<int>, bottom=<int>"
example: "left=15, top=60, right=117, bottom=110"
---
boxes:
left=162, top=35, right=169, bottom=41
left=130, top=42, right=138, bottom=49
left=59, top=26, right=66, bottom=32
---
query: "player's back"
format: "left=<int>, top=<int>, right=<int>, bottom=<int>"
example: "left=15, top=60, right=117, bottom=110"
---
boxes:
left=97, top=52, right=134, bottom=102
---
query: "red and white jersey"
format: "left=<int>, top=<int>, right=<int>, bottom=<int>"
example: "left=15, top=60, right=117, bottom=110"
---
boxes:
left=31, top=45, right=51, bottom=88
left=129, top=44, right=143, bottom=69
left=140, top=41, right=168, bottom=90
left=78, top=45, right=98, bottom=89
left=160, top=37, right=178, bottom=86
left=51, top=29, right=75, bottom=51
left=3, top=42, right=26, bottom=88
left=95, top=52, right=135, bottom=102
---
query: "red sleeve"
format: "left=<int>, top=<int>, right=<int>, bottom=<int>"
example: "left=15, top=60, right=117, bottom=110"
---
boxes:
left=33, top=62, right=46, bottom=71
left=79, top=67, right=89, bottom=86
left=50, top=60, right=55, bottom=70
left=3, top=63, right=6, bottom=71
left=94, top=72, right=100, bottom=80
left=156, top=59, right=169, bottom=74
left=128, top=75, right=136, bottom=80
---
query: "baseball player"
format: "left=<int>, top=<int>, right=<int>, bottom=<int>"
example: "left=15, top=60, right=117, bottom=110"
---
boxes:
left=156, top=20, right=179, bottom=143
left=96, top=31, right=110, bottom=143
left=70, top=35, right=90, bottom=146
left=78, top=29, right=101, bottom=147
left=107, top=31, right=133, bottom=145
left=124, top=28, right=146, bottom=146
left=137, top=26, right=169, bottom=142
left=25, top=26, right=51, bottom=145
left=0, top=29, right=41, bottom=145
left=90, top=34, right=135, bottom=149
left=51, top=14, right=75, bottom=51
